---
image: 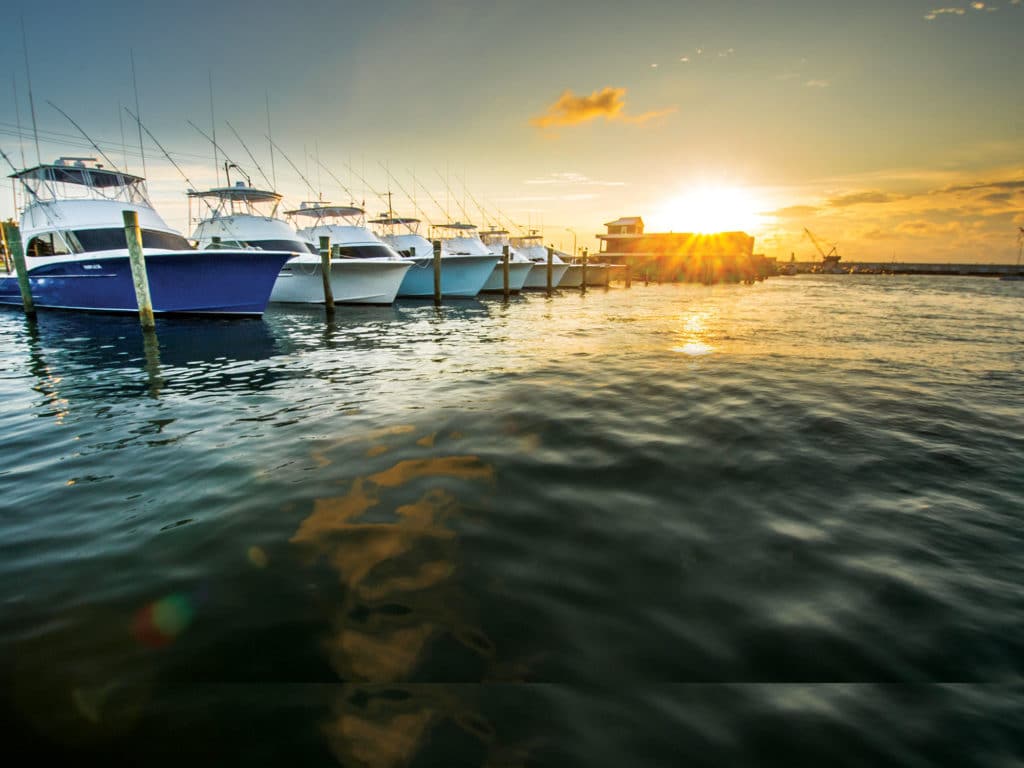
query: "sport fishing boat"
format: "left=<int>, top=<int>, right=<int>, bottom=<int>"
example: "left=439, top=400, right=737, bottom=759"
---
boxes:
left=190, top=179, right=410, bottom=305
left=0, top=157, right=291, bottom=316
left=514, top=232, right=569, bottom=289
left=477, top=226, right=535, bottom=293
left=283, top=203, right=412, bottom=304
left=368, top=216, right=496, bottom=298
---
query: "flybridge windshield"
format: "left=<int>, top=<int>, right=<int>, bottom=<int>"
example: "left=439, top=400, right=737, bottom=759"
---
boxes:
left=15, top=165, right=151, bottom=205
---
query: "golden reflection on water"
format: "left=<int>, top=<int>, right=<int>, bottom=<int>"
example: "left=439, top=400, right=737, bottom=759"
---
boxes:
left=292, top=429, right=522, bottom=766
left=23, top=322, right=71, bottom=424
left=672, top=307, right=717, bottom=356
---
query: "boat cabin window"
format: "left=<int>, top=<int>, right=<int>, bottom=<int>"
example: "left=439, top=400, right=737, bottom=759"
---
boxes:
left=334, top=244, right=395, bottom=260
left=26, top=232, right=72, bottom=257
left=240, top=239, right=317, bottom=254
left=72, top=228, right=192, bottom=252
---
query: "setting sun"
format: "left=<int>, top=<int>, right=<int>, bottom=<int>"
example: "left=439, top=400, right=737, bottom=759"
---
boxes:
left=650, top=186, right=764, bottom=235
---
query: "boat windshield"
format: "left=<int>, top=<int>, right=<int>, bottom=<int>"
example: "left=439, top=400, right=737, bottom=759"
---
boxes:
left=335, top=244, right=396, bottom=260
left=71, top=228, right=192, bottom=253
left=224, top=238, right=316, bottom=254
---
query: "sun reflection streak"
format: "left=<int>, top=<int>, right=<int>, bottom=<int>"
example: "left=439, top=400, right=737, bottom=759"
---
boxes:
left=672, top=308, right=718, bottom=356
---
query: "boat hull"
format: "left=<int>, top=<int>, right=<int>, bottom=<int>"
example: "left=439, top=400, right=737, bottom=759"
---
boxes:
left=522, top=263, right=569, bottom=289
left=585, top=265, right=611, bottom=286
left=559, top=265, right=583, bottom=287
left=0, top=250, right=291, bottom=316
left=480, top=261, right=533, bottom=293
left=397, top=254, right=497, bottom=298
left=271, top=258, right=411, bottom=304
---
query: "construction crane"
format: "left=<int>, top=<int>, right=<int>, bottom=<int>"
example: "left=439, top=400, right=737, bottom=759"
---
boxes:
left=803, top=227, right=844, bottom=273
left=803, top=227, right=840, bottom=261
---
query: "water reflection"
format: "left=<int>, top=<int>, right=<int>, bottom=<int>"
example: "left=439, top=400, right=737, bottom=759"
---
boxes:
left=672, top=307, right=717, bottom=356
left=5, top=311, right=283, bottom=402
left=21, top=318, right=71, bottom=423
left=291, top=426, right=518, bottom=766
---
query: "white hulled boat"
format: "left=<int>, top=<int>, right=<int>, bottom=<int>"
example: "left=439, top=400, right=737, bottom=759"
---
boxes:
left=190, top=181, right=409, bottom=305
left=513, top=232, right=569, bottom=289
left=277, top=203, right=412, bottom=304
left=369, top=216, right=496, bottom=298
left=477, top=226, right=535, bottom=293
left=0, top=157, right=290, bottom=316
left=558, top=251, right=612, bottom=288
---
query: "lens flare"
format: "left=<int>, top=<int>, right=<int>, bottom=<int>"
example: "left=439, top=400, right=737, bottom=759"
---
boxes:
left=132, top=593, right=195, bottom=648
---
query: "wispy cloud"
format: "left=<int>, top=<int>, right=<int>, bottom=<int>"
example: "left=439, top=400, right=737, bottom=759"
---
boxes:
left=925, top=6, right=968, bottom=19
left=524, top=172, right=626, bottom=187
left=509, top=193, right=600, bottom=203
left=530, top=87, right=675, bottom=130
left=805, top=79, right=830, bottom=88
left=924, top=1, right=1010, bottom=19
left=940, top=179, right=1024, bottom=194
left=829, top=190, right=898, bottom=206
left=767, top=205, right=820, bottom=218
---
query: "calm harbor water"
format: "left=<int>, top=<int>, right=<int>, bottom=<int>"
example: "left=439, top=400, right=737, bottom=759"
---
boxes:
left=1, top=276, right=1022, bottom=766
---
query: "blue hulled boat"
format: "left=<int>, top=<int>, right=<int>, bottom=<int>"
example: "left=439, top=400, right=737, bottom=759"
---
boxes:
left=0, top=158, right=293, bottom=316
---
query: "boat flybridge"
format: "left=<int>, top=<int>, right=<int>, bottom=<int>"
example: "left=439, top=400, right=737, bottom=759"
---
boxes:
left=0, top=157, right=291, bottom=315
left=191, top=182, right=408, bottom=305
left=476, top=226, right=535, bottom=293
left=512, top=232, right=570, bottom=289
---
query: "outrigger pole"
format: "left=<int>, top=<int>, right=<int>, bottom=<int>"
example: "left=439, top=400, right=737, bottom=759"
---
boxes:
left=124, top=107, right=216, bottom=217
left=46, top=100, right=122, bottom=173
left=225, top=121, right=273, bottom=190
left=378, top=163, right=437, bottom=230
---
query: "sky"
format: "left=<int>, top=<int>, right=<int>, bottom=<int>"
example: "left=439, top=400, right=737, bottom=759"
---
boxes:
left=1, top=0, right=1021, bottom=262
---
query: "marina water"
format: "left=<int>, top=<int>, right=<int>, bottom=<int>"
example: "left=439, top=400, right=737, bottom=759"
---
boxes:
left=1, top=276, right=1022, bottom=765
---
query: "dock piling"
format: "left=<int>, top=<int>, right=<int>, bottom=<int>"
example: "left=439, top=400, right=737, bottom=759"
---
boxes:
left=625, top=262, right=632, bottom=288
left=319, top=236, right=335, bottom=313
left=581, top=250, right=588, bottom=294
left=502, top=245, right=510, bottom=297
left=122, top=210, right=155, bottom=330
left=546, top=246, right=554, bottom=293
left=1, top=220, right=35, bottom=317
left=0, top=220, right=12, bottom=273
left=433, top=240, right=442, bottom=304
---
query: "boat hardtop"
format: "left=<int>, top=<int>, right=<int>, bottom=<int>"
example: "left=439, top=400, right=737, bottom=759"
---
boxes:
left=367, top=215, right=422, bottom=229
left=286, top=202, right=402, bottom=259
left=285, top=202, right=367, bottom=220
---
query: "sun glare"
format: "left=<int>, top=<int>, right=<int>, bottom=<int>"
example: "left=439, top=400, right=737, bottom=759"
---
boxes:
left=651, top=186, right=763, bottom=235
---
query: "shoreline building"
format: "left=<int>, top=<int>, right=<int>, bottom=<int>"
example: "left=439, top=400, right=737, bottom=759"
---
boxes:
left=596, top=216, right=772, bottom=283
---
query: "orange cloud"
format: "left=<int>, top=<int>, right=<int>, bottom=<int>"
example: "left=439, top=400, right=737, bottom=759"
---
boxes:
left=530, top=87, right=675, bottom=129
